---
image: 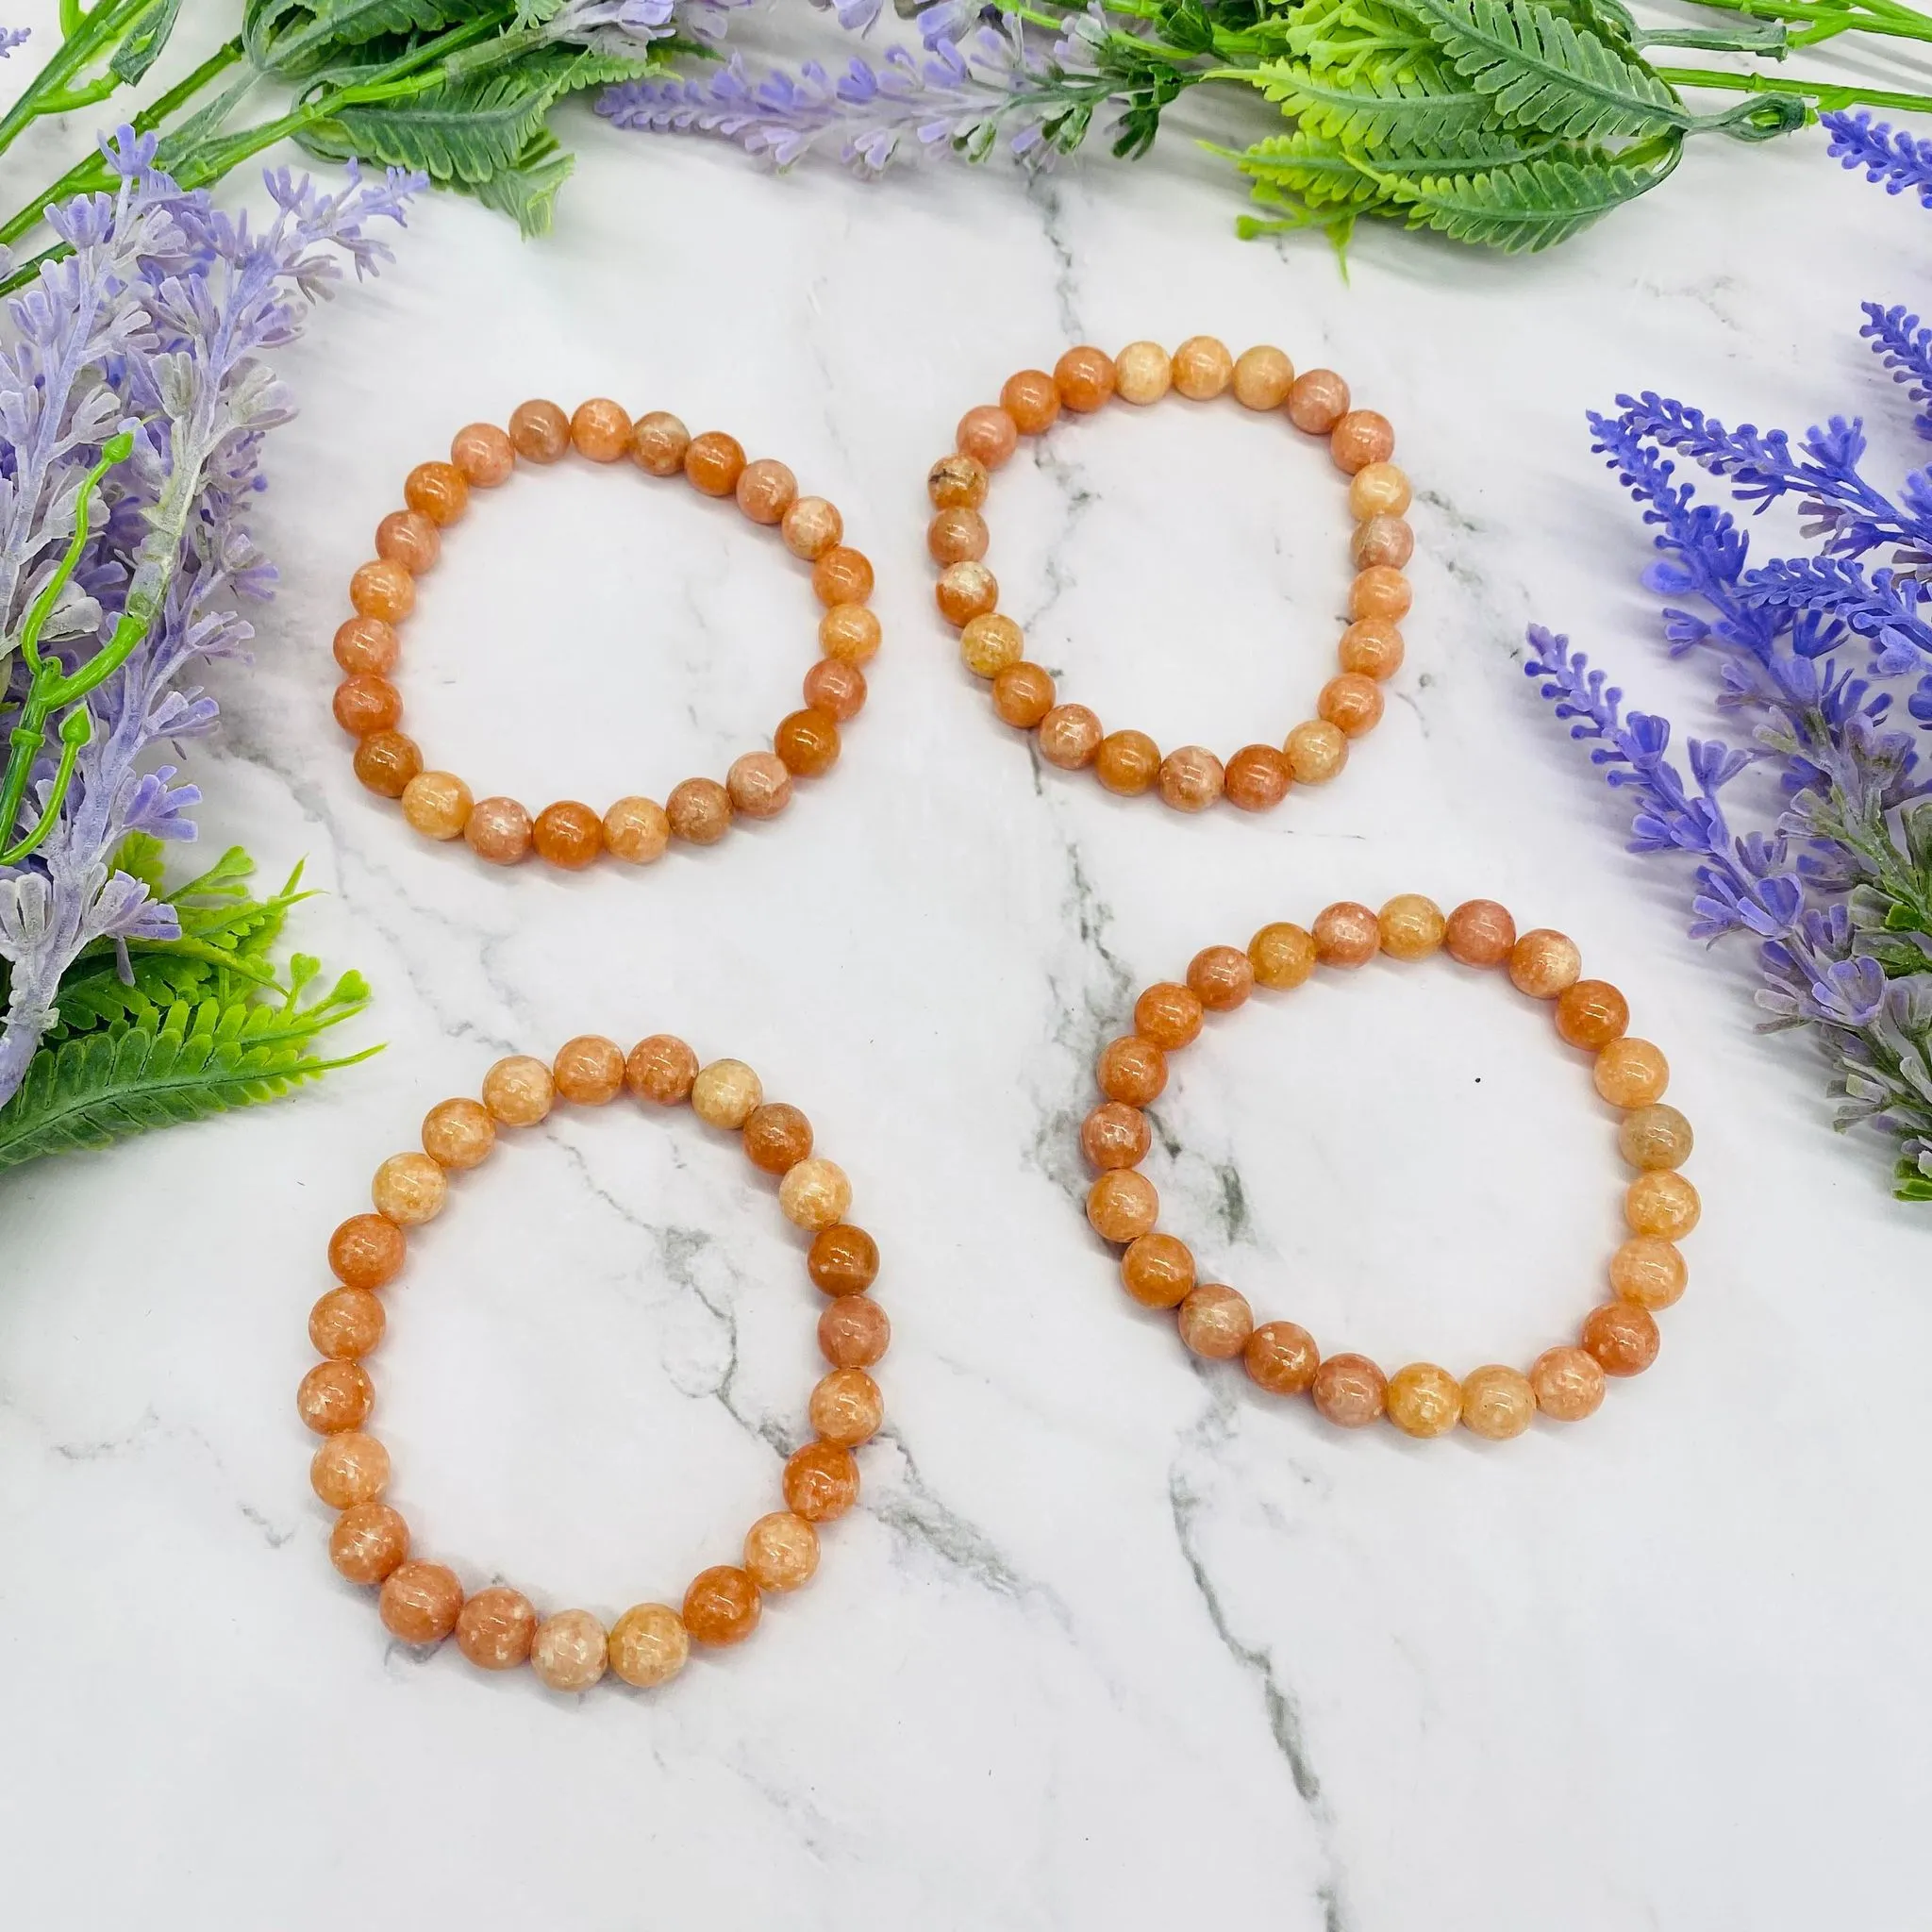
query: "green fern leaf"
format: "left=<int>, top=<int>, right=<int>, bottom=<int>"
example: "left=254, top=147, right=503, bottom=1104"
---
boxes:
left=1248, top=57, right=1499, bottom=149
left=243, top=0, right=472, bottom=78
left=1234, top=125, right=1538, bottom=206
left=1402, top=0, right=1686, bottom=142
left=48, top=952, right=215, bottom=1038
left=302, top=66, right=558, bottom=183
left=460, top=129, right=575, bottom=236
left=1374, top=141, right=1681, bottom=249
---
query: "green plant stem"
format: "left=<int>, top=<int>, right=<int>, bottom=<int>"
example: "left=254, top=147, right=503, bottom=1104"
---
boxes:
left=0, top=0, right=155, bottom=161
left=1683, top=0, right=1932, bottom=45
left=1654, top=61, right=1932, bottom=109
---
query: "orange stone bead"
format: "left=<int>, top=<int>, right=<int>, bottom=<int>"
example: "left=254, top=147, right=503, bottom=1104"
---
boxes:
left=1082, top=1101, right=1152, bottom=1170
left=1286, top=368, right=1349, bottom=434
left=350, top=558, right=414, bottom=624
left=743, top=1102, right=813, bottom=1174
left=1377, top=893, right=1445, bottom=962
left=783, top=495, right=843, bottom=558
left=310, top=1430, right=391, bottom=1509
left=1350, top=461, right=1411, bottom=520
left=508, top=399, right=570, bottom=463
left=927, top=452, right=988, bottom=510
left=380, top=1562, right=464, bottom=1645
left=483, top=1054, right=554, bottom=1126
left=1232, top=344, right=1295, bottom=410
left=608, top=1604, right=689, bottom=1688
left=1120, top=1232, right=1194, bottom=1308
left=333, top=615, right=398, bottom=676
left=1038, top=704, right=1103, bottom=770
left=631, top=409, right=691, bottom=476
left=808, top=1224, right=879, bottom=1296
left=329, top=1213, right=405, bottom=1290
left=1508, top=929, right=1583, bottom=999
left=1445, top=899, right=1517, bottom=969
left=531, top=1609, right=608, bottom=1692
left=299, top=1358, right=374, bottom=1435
left=1250, top=922, right=1318, bottom=990
left=1348, top=567, right=1411, bottom=624
left=1178, top=1284, right=1254, bottom=1360
left=735, top=457, right=797, bottom=525
left=1311, top=1353, right=1387, bottom=1427
left=813, top=546, right=874, bottom=607
left=1097, top=1034, right=1166, bottom=1106
left=373, top=1150, right=446, bottom=1225
left=1583, top=1301, right=1660, bottom=1376
left=684, top=430, right=745, bottom=497
left=1187, top=944, right=1253, bottom=1011
left=330, top=1502, right=408, bottom=1586
left=1619, top=1103, right=1694, bottom=1171
left=1459, top=1365, right=1536, bottom=1441
left=1096, top=729, right=1161, bottom=795
left=450, top=421, right=514, bottom=487
left=958, top=404, right=1019, bottom=470
left=821, top=604, right=882, bottom=666
left=1224, top=744, right=1291, bottom=811
left=774, top=708, right=841, bottom=777
left=604, top=796, right=670, bottom=864
left=1243, top=1320, right=1320, bottom=1394
left=960, top=612, right=1024, bottom=681
left=1088, top=1169, right=1158, bottom=1242
left=404, top=461, right=468, bottom=526
left=626, top=1032, right=698, bottom=1106
left=1284, top=718, right=1348, bottom=785
left=1594, top=1036, right=1670, bottom=1108
left=1171, top=335, right=1233, bottom=401
left=554, top=1034, right=625, bottom=1105
left=309, top=1288, right=385, bottom=1360
left=532, top=800, right=604, bottom=870
left=1330, top=410, right=1395, bottom=475
left=375, top=509, right=440, bottom=575
left=457, top=1586, right=537, bottom=1670
left=1113, top=341, right=1172, bottom=405
left=1158, top=745, right=1224, bottom=812
left=353, top=729, right=421, bottom=799
left=727, top=750, right=793, bottom=819
left=571, top=398, right=631, bottom=461
left=819, top=1295, right=890, bottom=1369
left=1000, top=369, right=1060, bottom=435
left=1319, top=672, right=1384, bottom=738
left=778, top=1158, right=851, bottom=1231
left=1386, top=1362, right=1462, bottom=1438
left=992, top=662, right=1056, bottom=727
left=936, top=560, right=998, bottom=626
left=1313, top=900, right=1380, bottom=966
left=1135, top=981, right=1203, bottom=1049
left=1351, top=518, right=1414, bottom=573
left=464, top=795, right=533, bottom=865
left=402, top=771, right=473, bottom=841
left=1054, top=345, right=1116, bottom=412
left=667, top=776, right=733, bottom=844
left=1626, top=1170, right=1700, bottom=1240
left=809, top=1367, right=884, bottom=1447
left=744, top=1511, right=820, bottom=1593
left=783, top=1441, right=859, bottom=1521
left=1555, top=978, right=1630, bottom=1050
left=1529, top=1345, right=1605, bottom=1421
left=1609, top=1236, right=1687, bottom=1309
left=928, top=507, right=990, bottom=565
left=683, top=1566, right=761, bottom=1646
left=422, top=1096, right=494, bottom=1170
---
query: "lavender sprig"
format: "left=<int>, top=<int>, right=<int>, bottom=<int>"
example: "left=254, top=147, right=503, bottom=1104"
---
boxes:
left=1824, top=106, right=1932, bottom=205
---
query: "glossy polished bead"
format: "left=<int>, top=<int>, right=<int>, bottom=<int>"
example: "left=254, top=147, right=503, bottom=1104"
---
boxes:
left=1135, top=981, right=1203, bottom=1049
left=1039, top=705, right=1103, bottom=770
left=626, top=1033, right=698, bottom=1106
left=819, top=1295, right=890, bottom=1369
left=667, top=776, right=733, bottom=844
left=813, top=546, right=874, bottom=607
left=457, top=1587, right=537, bottom=1670
left=783, top=1441, right=859, bottom=1521
left=1243, top=1320, right=1320, bottom=1394
left=743, top=1102, right=813, bottom=1174
left=1250, top=922, right=1318, bottom=990
left=1055, top=345, right=1116, bottom=412
left=726, top=751, right=793, bottom=820
left=532, top=1609, right=608, bottom=1691
left=685, top=430, right=746, bottom=497
left=1556, top=978, right=1630, bottom=1050
left=1320, top=672, right=1384, bottom=738
left=571, top=398, right=631, bottom=461
left=1583, top=1300, right=1659, bottom=1375
left=1097, top=1034, right=1166, bottom=1105
left=1284, top=719, right=1348, bottom=784
left=380, top=1562, right=464, bottom=1645
left=744, top=1511, right=820, bottom=1592
left=1096, top=729, right=1161, bottom=795
left=333, top=616, right=398, bottom=676
left=309, top=1288, right=385, bottom=1359
left=961, top=612, right=1024, bottom=680
left=1000, top=370, right=1060, bottom=435
left=464, top=795, right=532, bottom=865
left=1121, top=1232, right=1194, bottom=1308
left=1158, top=745, right=1224, bottom=812
left=1113, top=341, right=1173, bottom=405
left=310, top=1430, right=390, bottom=1509
left=928, top=453, right=989, bottom=510
left=1351, top=517, right=1414, bottom=572
left=353, top=730, right=421, bottom=799
left=554, top=1035, right=625, bottom=1105
left=1330, top=410, right=1394, bottom=475
left=774, top=708, right=841, bottom=777
left=1508, top=928, right=1582, bottom=999
left=808, top=1224, right=878, bottom=1296
left=936, top=560, right=998, bottom=626
left=692, top=1058, right=762, bottom=1129
left=928, top=506, right=990, bottom=565
left=1171, top=335, right=1233, bottom=401
left=329, top=1213, right=405, bottom=1290
left=1082, top=1101, right=1151, bottom=1170
left=1459, top=1365, right=1536, bottom=1441
left=350, top=558, right=414, bottom=624
left=375, top=509, right=439, bottom=575
left=1311, top=1353, right=1387, bottom=1426
left=1313, top=900, right=1380, bottom=966
left=809, top=1367, right=883, bottom=1447
left=1609, top=1236, right=1687, bottom=1309
left=401, top=770, right=472, bottom=841
left=1386, top=1362, right=1461, bottom=1437
left=993, top=662, right=1056, bottom=727
left=1529, top=1345, right=1605, bottom=1421
left=1619, top=1103, right=1694, bottom=1171
left=533, top=800, right=604, bottom=870
left=1594, top=1037, right=1670, bottom=1108
left=1178, top=1284, right=1254, bottom=1360
left=330, top=1502, right=408, bottom=1585
left=405, top=461, right=468, bottom=526
left=608, top=1604, right=689, bottom=1688
left=1224, top=744, right=1291, bottom=811
left=451, top=422, right=514, bottom=487
left=1088, top=1169, right=1158, bottom=1242
left=508, top=399, right=570, bottom=463
left=1348, top=567, right=1411, bottom=625
left=625, top=410, right=688, bottom=479
left=683, top=1566, right=761, bottom=1646
left=1445, top=899, right=1517, bottom=969
left=958, top=404, right=1019, bottom=470
left=1378, top=894, right=1445, bottom=961
left=1284, top=368, right=1348, bottom=434
left=1188, top=944, right=1253, bottom=1011
left=821, top=604, right=882, bottom=666
left=373, top=1151, right=446, bottom=1226
left=482, top=1054, right=554, bottom=1127
left=779, top=1158, right=852, bottom=1231
left=735, top=458, right=797, bottom=525
left=603, top=795, right=670, bottom=864
left=1233, top=344, right=1294, bottom=409
left=1349, top=461, right=1411, bottom=520
left=783, top=494, right=842, bottom=558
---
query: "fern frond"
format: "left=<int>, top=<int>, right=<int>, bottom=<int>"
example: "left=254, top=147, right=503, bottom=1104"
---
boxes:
left=302, top=66, right=560, bottom=183
left=243, top=0, right=469, bottom=78
left=48, top=952, right=216, bottom=1038
left=1373, top=140, right=1681, bottom=249
left=1247, top=57, right=1498, bottom=148
left=460, top=128, right=575, bottom=235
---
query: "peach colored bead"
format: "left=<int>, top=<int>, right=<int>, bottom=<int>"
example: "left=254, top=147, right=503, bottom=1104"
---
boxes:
left=1555, top=977, right=1630, bottom=1050
left=330, top=1502, right=408, bottom=1586
left=1330, top=409, right=1395, bottom=475
left=451, top=421, right=514, bottom=487
left=667, top=776, right=733, bottom=844
left=783, top=494, right=843, bottom=558
left=1055, top=345, right=1116, bottom=412
left=1000, top=369, right=1060, bottom=435
left=533, top=800, right=604, bottom=870
left=774, top=708, right=841, bottom=777
left=1610, top=1236, right=1687, bottom=1309
left=936, top=560, right=998, bottom=626
left=1620, top=1103, right=1694, bottom=1172
left=1224, top=744, right=1291, bottom=811
left=809, top=1367, right=883, bottom=1447
left=532, top=1609, right=608, bottom=1691
left=1097, top=1034, right=1166, bottom=1106
left=1171, top=335, right=1233, bottom=401
left=333, top=616, right=398, bottom=676
left=927, top=452, right=989, bottom=510
left=1113, top=341, right=1173, bottom=405
left=350, top=558, right=414, bottom=623
left=1158, top=745, right=1224, bottom=812
left=333, top=675, right=399, bottom=739
left=961, top=612, right=1024, bottom=680
left=813, top=546, right=874, bottom=607
left=554, top=1035, right=625, bottom=1106
left=691, top=1058, right=762, bottom=1129
left=1178, top=1284, right=1254, bottom=1360
left=1038, top=704, right=1103, bottom=770
left=1287, top=368, right=1350, bottom=433
left=819, top=1295, right=890, bottom=1369
left=372, top=1151, right=446, bottom=1226
left=958, top=405, right=1020, bottom=470
left=993, top=662, right=1056, bottom=727
left=603, top=795, right=671, bottom=865
left=508, top=399, right=571, bottom=463
left=463, top=795, right=532, bottom=865
left=1135, top=981, right=1203, bottom=1049
left=405, top=461, right=468, bottom=526
left=779, top=1158, right=852, bottom=1231
left=783, top=1441, right=859, bottom=1522
left=1232, top=344, right=1295, bottom=410
left=329, top=1212, right=404, bottom=1290
left=380, top=1562, right=465, bottom=1645
left=457, top=1587, right=537, bottom=1670
left=309, top=1288, right=385, bottom=1360
left=354, top=730, right=421, bottom=799
left=1088, top=1169, right=1158, bottom=1243
left=1243, top=1321, right=1321, bottom=1395
left=1320, top=672, right=1385, bottom=738
left=928, top=507, right=990, bottom=565
left=1386, top=1362, right=1461, bottom=1438
left=1348, top=566, right=1411, bottom=624
left=401, top=770, right=472, bottom=841
left=375, top=509, right=440, bottom=575
left=727, top=750, right=793, bottom=820
left=630, top=409, right=691, bottom=477
left=1594, top=1036, right=1670, bottom=1108
left=310, top=1430, right=390, bottom=1509
left=1583, top=1301, right=1659, bottom=1376
left=683, top=1566, right=761, bottom=1646
left=1378, top=893, right=1446, bottom=961
left=1530, top=1345, right=1605, bottom=1421
left=743, top=1102, right=813, bottom=1174
left=1082, top=1101, right=1152, bottom=1170
left=1508, top=928, right=1582, bottom=999
left=808, top=1224, right=878, bottom=1294
left=1250, top=922, right=1318, bottom=990
left=627, top=1033, right=699, bottom=1107
left=735, top=458, right=797, bottom=525
left=1284, top=718, right=1348, bottom=784
left=1313, top=900, right=1380, bottom=967
left=608, top=1604, right=689, bottom=1688
left=821, top=603, right=882, bottom=666
left=1349, top=461, right=1411, bottom=520
left=482, top=1054, right=554, bottom=1127
left=1188, top=944, right=1253, bottom=1011
left=1121, top=1232, right=1195, bottom=1308
left=284, top=1374, right=366, bottom=1452
left=685, top=430, right=746, bottom=498
left=1459, top=1365, right=1536, bottom=1441
left=1444, top=899, right=1517, bottom=969
left=1311, top=1353, right=1388, bottom=1427
left=744, top=1511, right=820, bottom=1592
left=1351, top=516, right=1414, bottom=572
left=571, top=398, right=631, bottom=462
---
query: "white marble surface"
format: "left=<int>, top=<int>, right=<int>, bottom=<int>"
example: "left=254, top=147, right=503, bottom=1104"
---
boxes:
left=5, top=7, right=1932, bottom=1926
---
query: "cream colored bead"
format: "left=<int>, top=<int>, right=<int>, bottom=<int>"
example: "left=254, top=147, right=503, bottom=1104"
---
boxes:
left=531, top=1609, right=608, bottom=1692
left=1348, top=462, right=1411, bottom=520
left=691, top=1058, right=762, bottom=1129
left=372, top=1152, right=446, bottom=1226
left=960, top=612, right=1024, bottom=679
left=1171, top=335, right=1233, bottom=401
left=608, top=1603, right=689, bottom=1688
left=1232, top=344, right=1294, bottom=410
left=1284, top=719, right=1348, bottom=784
left=743, top=1511, right=820, bottom=1592
left=779, top=1157, right=852, bottom=1230
left=1113, top=341, right=1172, bottom=405
left=482, top=1055, right=554, bottom=1127
left=422, top=1097, right=495, bottom=1170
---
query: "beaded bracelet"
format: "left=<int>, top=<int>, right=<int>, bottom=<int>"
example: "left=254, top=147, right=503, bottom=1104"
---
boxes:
left=332, top=400, right=876, bottom=869
left=929, top=336, right=1410, bottom=813
left=1081, top=897, right=1696, bottom=1438
left=300, top=1035, right=889, bottom=1690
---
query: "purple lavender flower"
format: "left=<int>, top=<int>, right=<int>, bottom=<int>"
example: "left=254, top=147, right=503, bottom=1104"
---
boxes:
left=0, top=25, right=28, bottom=59
left=1824, top=108, right=1932, bottom=206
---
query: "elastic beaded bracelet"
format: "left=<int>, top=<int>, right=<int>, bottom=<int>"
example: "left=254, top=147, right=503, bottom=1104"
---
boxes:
left=302, top=1035, right=889, bottom=1691
left=1080, top=897, right=1696, bottom=1438
left=932, top=336, right=1409, bottom=814
left=333, top=400, right=876, bottom=869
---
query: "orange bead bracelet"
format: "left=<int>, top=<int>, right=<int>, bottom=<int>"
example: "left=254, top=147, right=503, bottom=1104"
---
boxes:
left=333, top=400, right=877, bottom=869
left=303, top=1035, right=889, bottom=1690
left=1082, top=897, right=1697, bottom=1438
left=934, top=336, right=1410, bottom=813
